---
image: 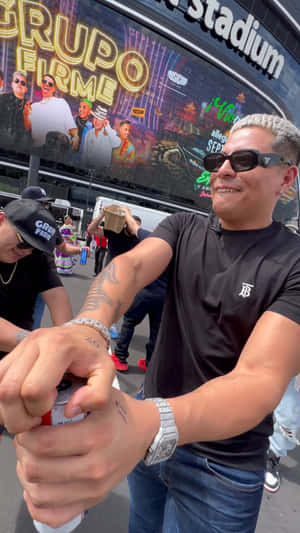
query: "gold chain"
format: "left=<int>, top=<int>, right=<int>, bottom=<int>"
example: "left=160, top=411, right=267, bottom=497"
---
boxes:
left=0, top=262, right=18, bottom=285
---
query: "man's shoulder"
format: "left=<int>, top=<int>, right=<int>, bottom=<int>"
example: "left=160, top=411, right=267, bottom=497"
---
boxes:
left=58, top=97, right=72, bottom=110
left=0, top=92, right=12, bottom=101
left=166, top=210, right=209, bottom=229
left=152, top=211, right=209, bottom=245
left=0, top=92, right=15, bottom=108
left=277, top=223, right=300, bottom=256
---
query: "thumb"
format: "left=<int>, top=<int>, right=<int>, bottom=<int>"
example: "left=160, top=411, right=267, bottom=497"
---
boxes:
left=64, top=356, right=116, bottom=416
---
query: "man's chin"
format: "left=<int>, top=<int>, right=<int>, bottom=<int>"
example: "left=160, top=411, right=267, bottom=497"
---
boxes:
left=212, top=203, right=234, bottom=219
left=1, top=258, right=16, bottom=264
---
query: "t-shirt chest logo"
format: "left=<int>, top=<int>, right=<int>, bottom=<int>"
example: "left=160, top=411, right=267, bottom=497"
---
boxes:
left=238, top=282, right=254, bottom=298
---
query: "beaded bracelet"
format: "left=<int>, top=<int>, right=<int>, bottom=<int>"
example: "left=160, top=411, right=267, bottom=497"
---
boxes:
left=64, top=318, right=110, bottom=347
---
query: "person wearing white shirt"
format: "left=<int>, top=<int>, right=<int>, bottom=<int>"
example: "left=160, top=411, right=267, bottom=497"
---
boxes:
left=24, top=73, right=78, bottom=150
left=82, top=104, right=121, bottom=169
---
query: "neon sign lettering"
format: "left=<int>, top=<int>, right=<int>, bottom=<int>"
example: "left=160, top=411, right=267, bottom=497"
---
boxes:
left=193, top=170, right=211, bottom=199
left=205, top=97, right=237, bottom=123
left=0, top=0, right=150, bottom=105
left=196, top=170, right=210, bottom=186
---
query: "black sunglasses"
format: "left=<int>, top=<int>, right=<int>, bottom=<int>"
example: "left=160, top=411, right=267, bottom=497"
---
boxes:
left=42, top=79, right=54, bottom=87
left=203, top=149, right=292, bottom=173
left=16, top=232, right=33, bottom=250
left=13, top=78, right=26, bottom=86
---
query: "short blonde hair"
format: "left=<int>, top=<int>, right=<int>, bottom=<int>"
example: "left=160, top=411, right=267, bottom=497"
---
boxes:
left=230, top=114, right=300, bottom=165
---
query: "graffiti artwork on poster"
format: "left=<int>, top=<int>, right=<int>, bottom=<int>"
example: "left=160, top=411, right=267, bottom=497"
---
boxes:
left=0, top=0, right=277, bottom=211
left=205, top=97, right=237, bottom=124
left=194, top=170, right=211, bottom=199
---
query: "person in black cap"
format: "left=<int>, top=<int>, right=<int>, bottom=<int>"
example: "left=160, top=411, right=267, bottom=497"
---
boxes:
left=0, top=198, right=73, bottom=441
left=21, top=185, right=53, bottom=203
left=21, top=186, right=87, bottom=258
left=0, top=199, right=72, bottom=360
left=21, top=186, right=89, bottom=327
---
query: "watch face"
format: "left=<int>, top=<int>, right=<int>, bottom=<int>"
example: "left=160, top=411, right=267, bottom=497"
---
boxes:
left=144, top=399, right=179, bottom=466
left=152, top=438, right=178, bottom=463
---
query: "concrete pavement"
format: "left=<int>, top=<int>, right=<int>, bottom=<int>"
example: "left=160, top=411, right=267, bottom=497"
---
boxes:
left=1, top=257, right=299, bottom=532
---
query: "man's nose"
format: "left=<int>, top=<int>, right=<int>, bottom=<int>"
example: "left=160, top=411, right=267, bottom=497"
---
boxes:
left=217, top=158, right=236, bottom=176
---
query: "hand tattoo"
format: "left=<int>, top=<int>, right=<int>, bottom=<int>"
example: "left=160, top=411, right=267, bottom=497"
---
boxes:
left=84, top=336, right=101, bottom=349
left=115, top=399, right=128, bottom=425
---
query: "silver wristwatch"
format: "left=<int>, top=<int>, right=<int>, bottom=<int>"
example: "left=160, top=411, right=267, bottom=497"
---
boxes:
left=144, top=398, right=179, bottom=465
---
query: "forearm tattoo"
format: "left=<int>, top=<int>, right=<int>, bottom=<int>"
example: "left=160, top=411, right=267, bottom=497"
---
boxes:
left=81, top=262, right=121, bottom=313
left=16, top=329, right=30, bottom=345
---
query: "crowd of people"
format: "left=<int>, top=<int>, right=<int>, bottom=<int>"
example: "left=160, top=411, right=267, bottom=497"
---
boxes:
left=0, top=113, right=300, bottom=533
left=0, top=71, right=136, bottom=169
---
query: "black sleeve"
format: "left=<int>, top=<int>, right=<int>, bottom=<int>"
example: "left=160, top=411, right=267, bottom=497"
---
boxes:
left=55, top=227, right=63, bottom=246
left=268, top=261, right=300, bottom=326
left=38, top=253, right=63, bottom=293
left=151, top=212, right=193, bottom=250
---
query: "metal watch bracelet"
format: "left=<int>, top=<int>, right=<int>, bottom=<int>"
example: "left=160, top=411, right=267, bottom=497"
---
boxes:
left=64, top=318, right=110, bottom=346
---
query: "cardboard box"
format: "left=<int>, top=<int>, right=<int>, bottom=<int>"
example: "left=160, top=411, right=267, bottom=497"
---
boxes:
left=104, top=205, right=126, bottom=233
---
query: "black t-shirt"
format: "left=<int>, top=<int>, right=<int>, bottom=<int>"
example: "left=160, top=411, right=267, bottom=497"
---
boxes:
left=104, top=228, right=139, bottom=260
left=55, top=228, right=63, bottom=246
left=0, top=251, right=62, bottom=357
left=145, top=212, right=300, bottom=470
left=138, top=228, right=168, bottom=295
left=0, top=92, right=29, bottom=147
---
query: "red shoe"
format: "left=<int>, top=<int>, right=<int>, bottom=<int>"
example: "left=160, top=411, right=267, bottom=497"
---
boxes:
left=111, top=353, right=128, bottom=372
left=138, top=358, right=147, bottom=372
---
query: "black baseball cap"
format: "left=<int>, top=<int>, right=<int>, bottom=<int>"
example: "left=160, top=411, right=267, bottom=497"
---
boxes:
left=5, top=199, right=57, bottom=254
left=21, top=186, right=53, bottom=203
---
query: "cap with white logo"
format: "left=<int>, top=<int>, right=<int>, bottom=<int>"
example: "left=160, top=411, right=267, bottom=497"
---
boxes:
left=4, top=199, right=57, bottom=254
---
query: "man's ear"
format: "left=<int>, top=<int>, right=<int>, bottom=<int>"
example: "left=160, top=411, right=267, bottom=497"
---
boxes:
left=281, top=165, right=298, bottom=193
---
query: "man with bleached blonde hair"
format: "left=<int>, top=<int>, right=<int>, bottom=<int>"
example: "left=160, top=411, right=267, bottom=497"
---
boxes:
left=0, top=114, right=300, bottom=533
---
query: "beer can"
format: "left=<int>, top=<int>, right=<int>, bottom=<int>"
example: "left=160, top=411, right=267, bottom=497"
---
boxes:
left=80, top=247, right=87, bottom=265
left=33, top=377, right=87, bottom=533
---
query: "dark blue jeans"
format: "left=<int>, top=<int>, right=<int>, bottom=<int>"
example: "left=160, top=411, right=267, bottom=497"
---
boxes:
left=94, top=247, right=107, bottom=275
left=114, top=288, right=164, bottom=365
left=33, top=293, right=45, bottom=329
left=128, top=446, right=264, bottom=533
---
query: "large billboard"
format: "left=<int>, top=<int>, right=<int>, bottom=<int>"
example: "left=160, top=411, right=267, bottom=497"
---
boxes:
left=0, top=0, right=295, bottom=216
